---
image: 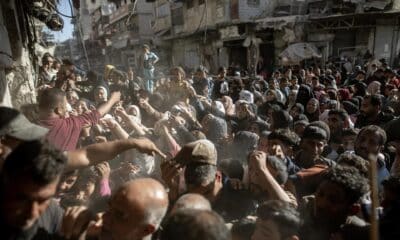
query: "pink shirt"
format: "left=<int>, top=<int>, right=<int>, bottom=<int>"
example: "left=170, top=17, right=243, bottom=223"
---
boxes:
left=39, top=111, right=101, bottom=151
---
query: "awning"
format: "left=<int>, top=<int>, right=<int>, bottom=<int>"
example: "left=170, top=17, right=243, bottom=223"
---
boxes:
left=112, top=38, right=128, bottom=49
left=256, top=15, right=308, bottom=30
left=279, top=42, right=321, bottom=65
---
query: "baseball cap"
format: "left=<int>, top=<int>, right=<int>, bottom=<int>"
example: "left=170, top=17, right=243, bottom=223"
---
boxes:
left=173, top=139, right=217, bottom=166
left=302, top=125, right=329, bottom=142
left=0, top=107, right=48, bottom=141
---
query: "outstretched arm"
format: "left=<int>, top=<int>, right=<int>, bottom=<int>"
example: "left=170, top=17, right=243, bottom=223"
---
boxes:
left=65, top=138, right=165, bottom=171
left=97, top=91, right=121, bottom=116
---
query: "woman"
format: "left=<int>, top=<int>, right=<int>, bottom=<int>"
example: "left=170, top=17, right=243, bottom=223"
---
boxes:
left=305, top=98, right=320, bottom=122
left=221, top=96, right=236, bottom=117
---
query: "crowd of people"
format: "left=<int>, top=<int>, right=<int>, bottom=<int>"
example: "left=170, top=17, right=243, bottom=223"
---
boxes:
left=1, top=47, right=400, bottom=240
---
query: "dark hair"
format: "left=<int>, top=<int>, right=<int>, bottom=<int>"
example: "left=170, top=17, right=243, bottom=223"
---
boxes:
left=218, top=66, right=226, bottom=74
left=272, top=110, right=292, bottom=130
left=268, top=129, right=300, bottom=147
left=364, top=94, right=382, bottom=107
left=266, top=156, right=288, bottom=184
left=231, top=218, right=255, bottom=239
left=185, top=164, right=217, bottom=187
left=161, top=209, right=230, bottom=240
left=302, top=125, right=328, bottom=142
left=323, top=165, right=369, bottom=203
left=342, top=128, right=360, bottom=137
left=0, top=107, right=20, bottom=131
left=357, top=125, right=387, bottom=146
left=291, top=103, right=304, bottom=114
left=382, top=175, right=400, bottom=200
left=256, top=200, right=300, bottom=239
left=309, top=121, right=330, bottom=141
left=2, top=139, right=66, bottom=185
left=328, top=109, right=349, bottom=122
left=38, top=88, right=66, bottom=111
left=337, top=153, right=369, bottom=178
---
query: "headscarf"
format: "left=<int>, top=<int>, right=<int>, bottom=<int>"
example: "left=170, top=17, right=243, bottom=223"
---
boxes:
left=126, top=105, right=142, bottom=124
left=271, top=110, right=292, bottom=130
left=354, top=82, right=367, bottom=97
left=296, top=84, right=314, bottom=108
left=367, top=81, right=381, bottom=95
left=212, top=100, right=226, bottom=116
left=338, top=88, right=351, bottom=101
left=305, top=98, right=320, bottom=122
left=221, top=96, right=235, bottom=116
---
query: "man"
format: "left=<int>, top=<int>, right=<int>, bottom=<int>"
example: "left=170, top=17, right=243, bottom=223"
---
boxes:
left=91, top=178, right=169, bottom=240
left=326, top=109, right=350, bottom=160
left=0, top=139, right=66, bottom=239
left=355, top=94, right=394, bottom=128
left=139, top=44, right=159, bottom=93
left=0, top=107, right=165, bottom=171
left=38, top=53, right=55, bottom=87
left=167, top=139, right=256, bottom=221
left=252, top=200, right=300, bottom=240
left=0, top=107, right=49, bottom=163
left=212, top=66, right=229, bottom=99
left=161, top=209, right=230, bottom=240
left=38, top=88, right=121, bottom=151
left=291, top=124, right=336, bottom=197
left=267, top=129, right=300, bottom=175
left=354, top=125, right=390, bottom=185
left=293, top=125, right=335, bottom=169
left=0, top=136, right=165, bottom=239
left=170, top=193, right=211, bottom=214
left=300, top=166, right=370, bottom=240
left=248, top=151, right=296, bottom=207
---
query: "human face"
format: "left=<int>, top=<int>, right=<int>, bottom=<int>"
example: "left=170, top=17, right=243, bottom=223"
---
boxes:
left=76, top=100, right=88, bottom=115
left=265, top=91, right=276, bottom=102
left=290, top=78, right=298, bottom=86
left=258, top=137, right=269, bottom=153
left=360, top=98, right=378, bottom=117
left=252, top=219, right=281, bottom=240
left=170, top=69, right=183, bottom=83
left=301, top=138, right=325, bottom=160
left=218, top=69, right=227, bottom=79
left=315, top=181, right=350, bottom=228
left=328, top=114, right=344, bottom=135
left=67, top=91, right=79, bottom=106
left=1, top=177, right=59, bottom=230
left=249, top=123, right=261, bottom=135
left=102, top=190, right=147, bottom=240
left=95, top=88, right=107, bottom=104
left=294, top=124, right=306, bottom=137
left=306, top=99, right=318, bottom=114
left=268, top=139, right=290, bottom=159
left=354, top=130, right=382, bottom=159
left=57, top=174, right=78, bottom=197
left=289, top=106, right=300, bottom=118
left=311, top=78, right=319, bottom=87
left=236, top=104, right=248, bottom=120
left=342, top=135, right=356, bottom=151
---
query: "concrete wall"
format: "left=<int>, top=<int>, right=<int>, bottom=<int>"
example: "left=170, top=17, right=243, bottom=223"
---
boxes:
left=153, top=0, right=172, bottom=32
left=183, top=0, right=219, bottom=33
left=374, top=19, right=397, bottom=63
left=238, top=0, right=271, bottom=21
